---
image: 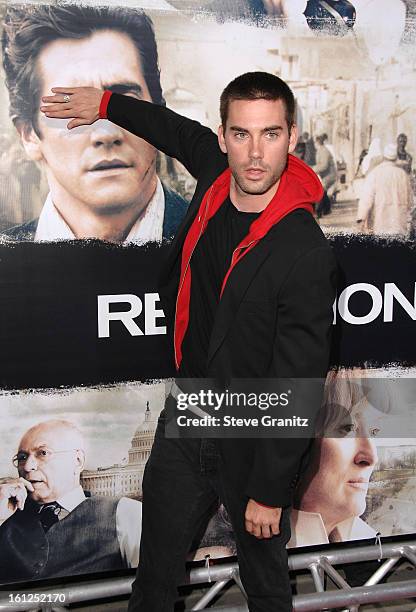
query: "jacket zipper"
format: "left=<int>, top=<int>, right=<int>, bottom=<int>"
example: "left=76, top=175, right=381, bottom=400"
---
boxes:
left=220, top=240, right=256, bottom=299
left=230, top=239, right=256, bottom=266
left=174, top=185, right=214, bottom=369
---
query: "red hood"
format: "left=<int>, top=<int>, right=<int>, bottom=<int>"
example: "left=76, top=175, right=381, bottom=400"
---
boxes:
left=174, top=154, right=322, bottom=369
left=241, top=153, right=323, bottom=242
left=219, top=154, right=322, bottom=296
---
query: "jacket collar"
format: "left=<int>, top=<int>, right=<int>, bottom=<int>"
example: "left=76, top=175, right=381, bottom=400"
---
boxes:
left=288, top=509, right=377, bottom=547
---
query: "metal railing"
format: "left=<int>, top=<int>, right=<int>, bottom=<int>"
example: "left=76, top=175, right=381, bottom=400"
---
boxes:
left=1, top=538, right=415, bottom=611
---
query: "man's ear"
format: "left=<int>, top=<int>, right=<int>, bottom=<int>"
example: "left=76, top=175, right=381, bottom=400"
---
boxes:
left=288, top=124, right=298, bottom=154
left=16, top=122, right=43, bottom=162
left=75, top=449, right=86, bottom=474
left=217, top=124, right=227, bottom=154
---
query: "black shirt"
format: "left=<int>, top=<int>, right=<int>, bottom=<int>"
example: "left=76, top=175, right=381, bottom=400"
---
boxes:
left=179, top=197, right=260, bottom=378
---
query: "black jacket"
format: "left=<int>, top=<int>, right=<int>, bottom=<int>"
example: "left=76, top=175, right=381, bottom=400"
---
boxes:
left=108, top=94, right=338, bottom=507
left=0, top=497, right=123, bottom=584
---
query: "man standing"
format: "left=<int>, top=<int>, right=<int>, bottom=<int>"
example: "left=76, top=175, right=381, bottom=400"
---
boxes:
left=0, top=419, right=141, bottom=583
left=41, top=71, right=337, bottom=611
left=302, top=131, right=316, bottom=166
left=313, top=134, right=337, bottom=217
left=1, top=5, right=187, bottom=243
left=396, top=133, right=413, bottom=175
left=357, top=143, right=412, bottom=235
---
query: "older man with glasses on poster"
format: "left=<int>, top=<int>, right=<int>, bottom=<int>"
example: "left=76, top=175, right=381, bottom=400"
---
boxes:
left=0, top=419, right=141, bottom=584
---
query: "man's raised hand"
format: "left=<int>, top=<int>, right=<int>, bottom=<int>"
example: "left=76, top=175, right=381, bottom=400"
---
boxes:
left=0, top=477, right=34, bottom=522
left=40, top=86, right=103, bottom=130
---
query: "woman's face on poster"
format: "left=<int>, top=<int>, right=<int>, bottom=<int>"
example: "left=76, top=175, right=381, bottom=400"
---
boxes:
left=300, top=398, right=380, bottom=523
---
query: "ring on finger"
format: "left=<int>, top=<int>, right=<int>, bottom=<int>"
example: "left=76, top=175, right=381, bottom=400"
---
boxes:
left=63, top=94, right=71, bottom=103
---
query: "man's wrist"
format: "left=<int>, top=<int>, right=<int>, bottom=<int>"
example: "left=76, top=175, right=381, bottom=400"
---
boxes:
left=99, top=90, right=112, bottom=119
left=254, top=500, right=277, bottom=509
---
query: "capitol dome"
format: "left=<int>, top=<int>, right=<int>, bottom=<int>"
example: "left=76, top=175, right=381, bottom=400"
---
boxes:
left=128, top=402, right=157, bottom=464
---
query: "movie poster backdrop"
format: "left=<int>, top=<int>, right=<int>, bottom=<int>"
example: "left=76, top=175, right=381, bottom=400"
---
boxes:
left=0, top=0, right=415, bottom=585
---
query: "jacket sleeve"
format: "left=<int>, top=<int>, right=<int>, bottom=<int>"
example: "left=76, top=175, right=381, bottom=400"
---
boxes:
left=107, top=94, right=223, bottom=179
left=244, top=246, right=338, bottom=508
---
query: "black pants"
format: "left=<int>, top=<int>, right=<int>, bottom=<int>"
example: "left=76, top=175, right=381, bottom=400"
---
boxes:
left=128, top=403, right=293, bottom=612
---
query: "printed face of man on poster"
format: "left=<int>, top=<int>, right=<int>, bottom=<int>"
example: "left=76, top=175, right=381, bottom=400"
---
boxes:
left=1, top=5, right=187, bottom=243
left=12, top=420, right=85, bottom=505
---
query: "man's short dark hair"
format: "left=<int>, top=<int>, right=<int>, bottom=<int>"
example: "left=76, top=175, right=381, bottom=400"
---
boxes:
left=220, top=72, right=296, bottom=131
left=2, top=4, right=164, bottom=135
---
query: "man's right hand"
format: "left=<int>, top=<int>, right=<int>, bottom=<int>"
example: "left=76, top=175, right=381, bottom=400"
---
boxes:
left=40, top=86, right=103, bottom=130
left=0, top=478, right=34, bottom=522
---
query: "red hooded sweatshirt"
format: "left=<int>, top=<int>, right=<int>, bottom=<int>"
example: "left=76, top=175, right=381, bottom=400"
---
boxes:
left=173, top=154, right=323, bottom=369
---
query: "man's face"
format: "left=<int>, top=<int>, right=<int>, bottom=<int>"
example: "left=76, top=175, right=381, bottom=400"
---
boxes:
left=17, top=424, right=84, bottom=503
left=397, top=134, right=407, bottom=149
left=21, top=30, right=157, bottom=221
left=218, top=98, right=297, bottom=197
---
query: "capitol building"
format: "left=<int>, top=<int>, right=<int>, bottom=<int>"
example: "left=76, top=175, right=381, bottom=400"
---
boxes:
left=81, top=402, right=157, bottom=498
